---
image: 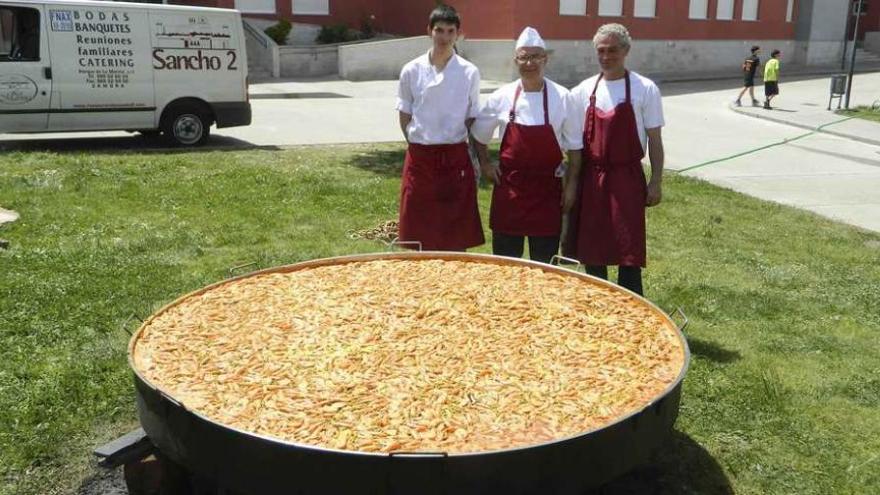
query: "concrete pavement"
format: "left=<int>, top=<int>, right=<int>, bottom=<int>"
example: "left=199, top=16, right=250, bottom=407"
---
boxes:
left=1, top=72, right=879, bottom=232
left=662, top=71, right=880, bottom=233
left=729, top=75, right=880, bottom=147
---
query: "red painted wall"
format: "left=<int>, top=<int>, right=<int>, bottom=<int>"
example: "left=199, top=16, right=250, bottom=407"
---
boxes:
left=169, top=0, right=234, bottom=8
left=195, top=0, right=799, bottom=41
left=855, top=3, right=880, bottom=40
left=506, top=0, right=796, bottom=41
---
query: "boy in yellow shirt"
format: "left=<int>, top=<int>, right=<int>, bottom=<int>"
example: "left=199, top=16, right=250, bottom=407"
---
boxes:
left=763, top=49, right=781, bottom=110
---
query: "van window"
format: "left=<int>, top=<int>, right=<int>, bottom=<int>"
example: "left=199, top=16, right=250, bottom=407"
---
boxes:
left=0, top=7, right=40, bottom=62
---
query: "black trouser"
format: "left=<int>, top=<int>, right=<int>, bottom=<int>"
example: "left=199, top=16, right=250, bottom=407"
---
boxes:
left=586, top=265, right=643, bottom=296
left=492, top=233, right=560, bottom=264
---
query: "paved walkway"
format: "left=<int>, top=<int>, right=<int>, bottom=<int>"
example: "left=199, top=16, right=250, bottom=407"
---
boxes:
left=662, top=72, right=880, bottom=233
left=729, top=77, right=880, bottom=147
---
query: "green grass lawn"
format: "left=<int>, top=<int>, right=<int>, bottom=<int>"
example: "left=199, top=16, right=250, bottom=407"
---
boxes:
left=837, top=105, right=880, bottom=123
left=1, top=144, right=879, bottom=495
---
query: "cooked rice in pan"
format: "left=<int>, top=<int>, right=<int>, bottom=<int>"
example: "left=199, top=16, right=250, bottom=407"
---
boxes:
left=132, top=259, right=686, bottom=454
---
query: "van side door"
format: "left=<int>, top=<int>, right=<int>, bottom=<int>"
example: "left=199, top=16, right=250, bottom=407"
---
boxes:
left=0, top=3, right=52, bottom=132
left=45, top=4, right=154, bottom=131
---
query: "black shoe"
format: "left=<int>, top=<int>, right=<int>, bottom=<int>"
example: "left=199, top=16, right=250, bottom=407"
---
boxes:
left=763, top=101, right=771, bottom=110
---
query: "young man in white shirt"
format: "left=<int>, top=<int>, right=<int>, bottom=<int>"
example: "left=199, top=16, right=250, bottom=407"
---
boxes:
left=563, top=23, right=665, bottom=296
left=396, top=5, right=484, bottom=251
left=471, top=27, right=580, bottom=264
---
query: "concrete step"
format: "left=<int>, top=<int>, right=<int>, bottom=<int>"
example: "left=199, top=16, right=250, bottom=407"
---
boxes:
left=247, top=69, right=274, bottom=82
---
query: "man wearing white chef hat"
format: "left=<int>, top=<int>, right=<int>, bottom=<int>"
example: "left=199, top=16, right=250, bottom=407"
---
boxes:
left=471, top=27, right=581, bottom=264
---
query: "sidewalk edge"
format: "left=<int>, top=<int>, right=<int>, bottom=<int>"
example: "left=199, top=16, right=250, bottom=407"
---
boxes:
left=729, top=105, right=880, bottom=147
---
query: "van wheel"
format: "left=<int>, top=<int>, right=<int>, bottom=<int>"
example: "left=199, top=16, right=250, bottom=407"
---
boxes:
left=163, top=104, right=211, bottom=146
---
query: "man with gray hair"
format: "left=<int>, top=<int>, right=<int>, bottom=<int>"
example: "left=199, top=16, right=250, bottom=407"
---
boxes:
left=562, top=23, right=665, bottom=296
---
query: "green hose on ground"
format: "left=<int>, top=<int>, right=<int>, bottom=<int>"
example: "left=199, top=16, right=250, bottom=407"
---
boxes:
left=676, top=116, right=857, bottom=173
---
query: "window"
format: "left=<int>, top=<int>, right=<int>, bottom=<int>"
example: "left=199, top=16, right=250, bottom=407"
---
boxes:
left=688, top=0, right=708, bottom=19
left=598, top=0, right=622, bottom=16
left=234, top=0, right=275, bottom=14
left=293, top=0, right=329, bottom=15
left=742, top=0, right=759, bottom=20
left=0, top=7, right=40, bottom=62
left=560, top=0, right=587, bottom=16
left=716, top=0, right=734, bottom=20
left=634, top=0, right=656, bottom=17
left=786, top=0, right=795, bottom=22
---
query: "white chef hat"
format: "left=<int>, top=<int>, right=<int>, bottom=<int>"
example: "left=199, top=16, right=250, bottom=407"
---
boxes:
left=515, top=26, right=545, bottom=50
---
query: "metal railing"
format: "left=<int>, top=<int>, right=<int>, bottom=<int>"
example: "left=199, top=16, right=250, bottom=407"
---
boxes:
left=242, top=19, right=268, bottom=49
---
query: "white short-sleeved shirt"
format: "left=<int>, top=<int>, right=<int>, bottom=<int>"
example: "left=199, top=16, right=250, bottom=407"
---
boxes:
left=567, top=71, right=664, bottom=153
left=396, top=52, right=481, bottom=145
left=471, top=79, right=582, bottom=152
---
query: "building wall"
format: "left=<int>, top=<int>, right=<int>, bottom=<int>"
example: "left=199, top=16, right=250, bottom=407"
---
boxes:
left=225, top=0, right=799, bottom=41
left=793, top=0, right=848, bottom=65
left=865, top=31, right=880, bottom=52
left=508, top=0, right=796, bottom=41
left=337, top=35, right=801, bottom=85
left=278, top=44, right=338, bottom=77
left=855, top=2, right=880, bottom=41
left=168, top=0, right=234, bottom=8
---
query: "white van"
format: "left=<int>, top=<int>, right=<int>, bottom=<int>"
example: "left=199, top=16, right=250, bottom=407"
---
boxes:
left=0, top=0, right=250, bottom=146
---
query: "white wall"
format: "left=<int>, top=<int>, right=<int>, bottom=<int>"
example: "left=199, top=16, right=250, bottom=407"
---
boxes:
left=543, top=39, right=799, bottom=85
left=863, top=32, right=880, bottom=54
left=458, top=40, right=517, bottom=82
left=339, top=36, right=431, bottom=81
left=339, top=37, right=812, bottom=84
left=336, top=36, right=817, bottom=86
left=279, top=45, right=338, bottom=77
left=242, top=18, right=280, bottom=77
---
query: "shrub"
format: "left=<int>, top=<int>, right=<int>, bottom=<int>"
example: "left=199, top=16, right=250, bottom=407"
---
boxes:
left=264, top=19, right=292, bottom=45
left=360, top=14, right=376, bottom=39
left=316, top=24, right=354, bottom=44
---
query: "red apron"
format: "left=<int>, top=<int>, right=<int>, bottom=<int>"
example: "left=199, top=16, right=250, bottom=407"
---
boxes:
left=398, top=142, right=485, bottom=250
left=490, top=82, right=564, bottom=237
left=564, top=71, right=647, bottom=267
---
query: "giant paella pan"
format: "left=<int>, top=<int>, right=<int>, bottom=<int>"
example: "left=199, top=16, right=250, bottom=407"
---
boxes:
left=129, top=252, right=689, bottom=494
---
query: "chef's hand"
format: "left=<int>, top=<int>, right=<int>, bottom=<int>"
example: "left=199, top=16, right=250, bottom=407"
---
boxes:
left=481, top=161, right=501, bottom=184
left=646, top=179, right=662, bottom=207
left=562, top=181, right=578, bottom=213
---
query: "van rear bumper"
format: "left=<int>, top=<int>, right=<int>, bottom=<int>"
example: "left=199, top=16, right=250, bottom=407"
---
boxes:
left=212, top=102, right=252, bottom=128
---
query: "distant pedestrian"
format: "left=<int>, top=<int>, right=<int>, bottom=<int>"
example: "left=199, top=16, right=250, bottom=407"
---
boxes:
left=734, top=45, right=761, bottom=107
left=763, top=49, right=781, bottom=110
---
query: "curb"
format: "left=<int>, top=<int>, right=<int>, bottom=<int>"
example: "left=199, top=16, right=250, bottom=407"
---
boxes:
left=729, top=105, right=880, bottom=147
left=651, top=65, right=880, bottom=85
left=249, top=92, right=351, bottom=99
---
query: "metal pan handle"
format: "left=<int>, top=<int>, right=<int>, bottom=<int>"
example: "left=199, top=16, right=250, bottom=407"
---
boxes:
left=550, top=254, right=582, bottom=271
left=120, top=312, right=143, bottom=337
left=388, top=239, right=423, bottom=252
left=159, top=390, right=184, bottom=410
left=672, top=307, right=689, bottom=332
left=388, top=451, right=448, bottom=458
left=227, top=261, right=258, bottom=278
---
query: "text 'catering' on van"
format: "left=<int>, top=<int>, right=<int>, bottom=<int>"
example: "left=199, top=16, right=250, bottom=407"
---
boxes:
left=0, top=0, right=251, bottom=146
